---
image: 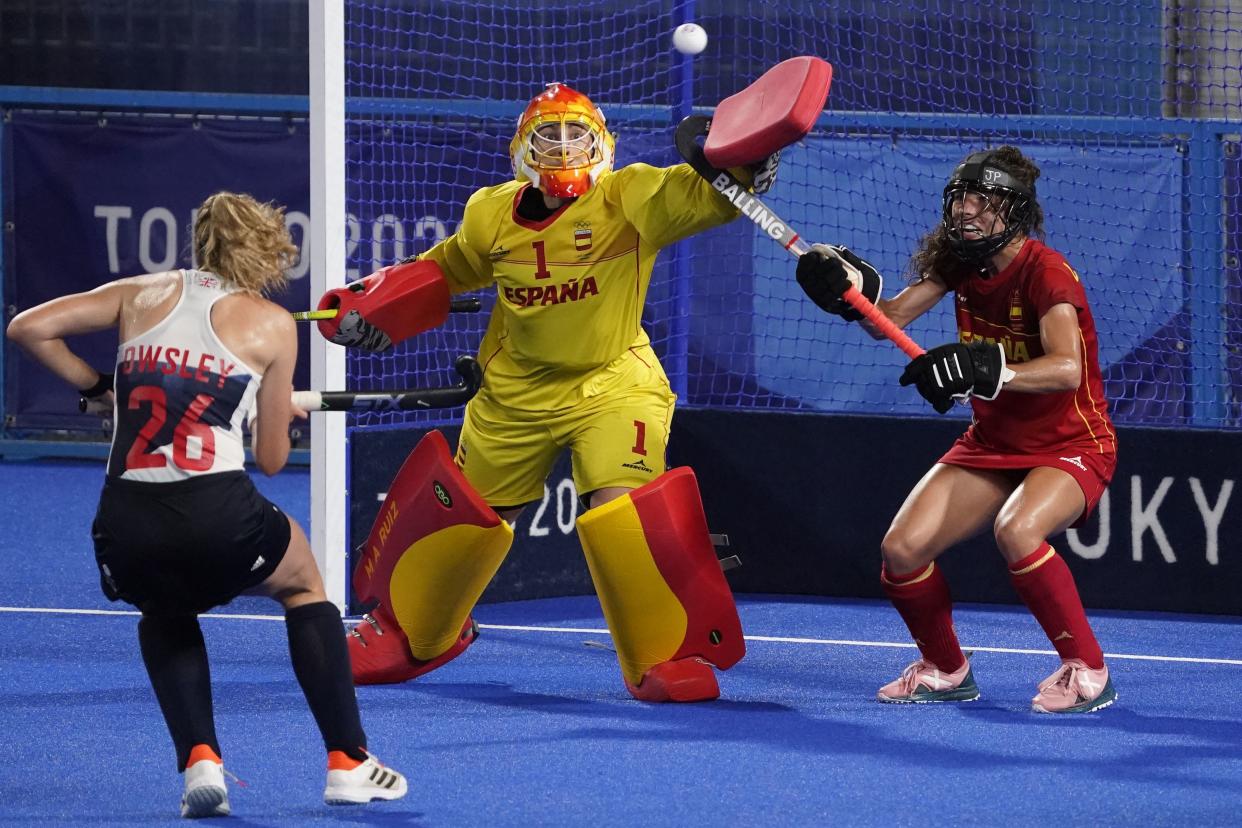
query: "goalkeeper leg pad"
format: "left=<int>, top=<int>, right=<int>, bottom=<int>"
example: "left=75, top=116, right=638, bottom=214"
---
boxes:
left=348, top=430, right=513, bottom=684
left=576, top=467, right=745, bottom=702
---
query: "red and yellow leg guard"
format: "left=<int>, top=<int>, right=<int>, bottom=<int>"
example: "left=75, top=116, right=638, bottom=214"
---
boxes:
left=576, top=467, right=745, bottom=698
left=350, top=430, right=512, bottom=682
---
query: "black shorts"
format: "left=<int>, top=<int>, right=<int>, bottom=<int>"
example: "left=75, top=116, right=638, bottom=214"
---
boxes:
left=91, top=471, right=290, bottom=615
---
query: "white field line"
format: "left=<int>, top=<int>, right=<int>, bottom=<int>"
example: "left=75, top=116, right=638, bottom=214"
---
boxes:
left=4, top=605, right=1238, bottom=666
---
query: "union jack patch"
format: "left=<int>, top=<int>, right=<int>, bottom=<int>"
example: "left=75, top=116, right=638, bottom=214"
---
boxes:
left=574, top=227, right=592, bottom=251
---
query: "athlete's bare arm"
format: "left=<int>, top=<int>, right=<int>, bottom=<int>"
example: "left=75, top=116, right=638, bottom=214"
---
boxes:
left=8, top=273, right=306, bottom=476
left=213, top=294, right=304, bottom=476
left=862, top=273, right=949, bottom=338
left=5, top=276, right=151, bottom=393
left=1002, top=301, right=1082, bottom=393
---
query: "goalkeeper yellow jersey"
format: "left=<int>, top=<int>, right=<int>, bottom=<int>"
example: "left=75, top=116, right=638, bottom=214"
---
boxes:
left=419, top=162, right=739, bottom=411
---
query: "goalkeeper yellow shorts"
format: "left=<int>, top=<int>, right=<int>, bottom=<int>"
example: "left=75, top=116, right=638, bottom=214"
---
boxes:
left=456, top=351, right=676, bottom=508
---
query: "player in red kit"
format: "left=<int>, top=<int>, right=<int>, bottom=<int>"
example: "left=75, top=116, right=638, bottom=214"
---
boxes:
left=796, top=146, right=1118, bottom=713
left=7, top=192, right=408, bottom=815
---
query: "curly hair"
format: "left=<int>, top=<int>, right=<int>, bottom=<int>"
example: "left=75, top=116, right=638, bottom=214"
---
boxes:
left=192, top=192, right=298, bottom=296
left=908, top=145, right=1045, bottom=283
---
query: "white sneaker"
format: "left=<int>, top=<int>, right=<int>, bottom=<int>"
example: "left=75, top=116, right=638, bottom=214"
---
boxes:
left=324, top=751, right=408, bottom=805
left=181, top=746, right=230, bottom=818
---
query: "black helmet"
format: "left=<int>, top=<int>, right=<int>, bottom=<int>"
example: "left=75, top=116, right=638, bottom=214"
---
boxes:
left=941, top=151, right=1035, bottom=264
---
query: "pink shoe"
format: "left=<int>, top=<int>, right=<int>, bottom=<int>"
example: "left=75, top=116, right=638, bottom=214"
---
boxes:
left=1031, top=659, right=1116, bottom=713
left=877, top=658, right=979, bottom=704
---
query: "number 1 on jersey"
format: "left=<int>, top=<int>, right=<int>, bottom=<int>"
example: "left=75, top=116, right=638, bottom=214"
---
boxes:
left=532, top=240, right=551, bottom=280
left=631, top=420, right=648, bottom=456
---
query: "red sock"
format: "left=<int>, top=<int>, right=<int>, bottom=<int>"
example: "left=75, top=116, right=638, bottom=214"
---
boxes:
left=881, top=562, right=965, bottom=673
left=1008, top=542, right=1104, bottom=669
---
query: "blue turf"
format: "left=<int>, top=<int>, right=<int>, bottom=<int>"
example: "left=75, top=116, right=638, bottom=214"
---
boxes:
left=1, top=460, right=1240, bottom=825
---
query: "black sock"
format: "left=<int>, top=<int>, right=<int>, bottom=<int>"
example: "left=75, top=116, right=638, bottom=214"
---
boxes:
left=137, top=615, right=219, bottom=772
left=286, top=601, right=368, bottom=761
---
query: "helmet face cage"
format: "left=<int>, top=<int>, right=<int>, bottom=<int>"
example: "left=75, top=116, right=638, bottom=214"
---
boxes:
left=510, top=84, right=615, bottom=199
left=530, top=120, right=599, bottom=170
left=941, top=152, right=1034, bottom=264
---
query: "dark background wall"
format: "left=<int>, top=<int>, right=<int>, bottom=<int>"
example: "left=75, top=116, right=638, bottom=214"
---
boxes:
left=348, top=412, right=1242, bottom=616
left=0, top=0, right=309, bottom=93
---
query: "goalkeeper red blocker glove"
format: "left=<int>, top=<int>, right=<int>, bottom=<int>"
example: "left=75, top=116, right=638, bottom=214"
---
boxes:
left=796, top=244, right=883, bottom=321
left=899, top=341, right=1016, bottom=413
left=316, top=259, right=451, bottom=352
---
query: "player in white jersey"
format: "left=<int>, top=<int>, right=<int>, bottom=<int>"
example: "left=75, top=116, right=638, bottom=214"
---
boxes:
left=106, top=266, right=262, bottom=481
left=7, top=192, right=407, bottom=817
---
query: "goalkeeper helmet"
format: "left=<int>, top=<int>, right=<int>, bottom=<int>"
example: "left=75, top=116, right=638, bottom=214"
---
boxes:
left=941, top=150, right=1035, bottom=264
left=510, top=83, right=615, bottom=199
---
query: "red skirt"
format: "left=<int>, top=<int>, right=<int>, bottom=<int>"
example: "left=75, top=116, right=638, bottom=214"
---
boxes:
left=939, top=434, right=1116, bottom=528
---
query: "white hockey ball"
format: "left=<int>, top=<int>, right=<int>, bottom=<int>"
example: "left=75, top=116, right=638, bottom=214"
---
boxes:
left=672, top=23, right=708, bottom=55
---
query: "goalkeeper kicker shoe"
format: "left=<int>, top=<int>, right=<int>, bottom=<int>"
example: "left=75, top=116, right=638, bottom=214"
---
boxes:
left=346, top=604, right=479, bottom=685
left=324, top=751, right=408, bottom=805
left=181, top=744, right=230, bottom=819
left=625, top=657, right=720, bottom=703
left=1031, top=659, right=1116, bottom=713
left=877, top=657, right=980, bottom=704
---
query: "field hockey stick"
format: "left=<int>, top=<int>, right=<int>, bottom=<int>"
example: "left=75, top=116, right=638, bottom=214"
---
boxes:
left=290, top=297, right=481, bottom=322
left=292, top=354, right=483, bottom=412
left=676, top=116, right=924, bottom=359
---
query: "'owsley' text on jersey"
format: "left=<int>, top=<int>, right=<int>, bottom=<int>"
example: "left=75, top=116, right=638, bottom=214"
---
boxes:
left=107, top=270, right=261, bottom=481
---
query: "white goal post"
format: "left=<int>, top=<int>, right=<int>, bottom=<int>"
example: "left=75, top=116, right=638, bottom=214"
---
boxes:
left=308, top=0, right=348, bottom=611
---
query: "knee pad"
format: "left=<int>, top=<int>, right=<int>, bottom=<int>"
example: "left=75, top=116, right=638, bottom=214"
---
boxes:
left=575, top=467, right=744, bottom=686
left=353, top=430, right=513, bottom=660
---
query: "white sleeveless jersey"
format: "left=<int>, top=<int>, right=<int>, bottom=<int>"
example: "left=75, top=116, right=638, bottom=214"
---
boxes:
left=107, top=270, right=262, bottom=481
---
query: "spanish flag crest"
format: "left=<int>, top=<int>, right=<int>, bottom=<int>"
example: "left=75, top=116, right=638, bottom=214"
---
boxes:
left=1008, top=291, right=1024, bottom=328
left=574, top=226, right=593, bottom=251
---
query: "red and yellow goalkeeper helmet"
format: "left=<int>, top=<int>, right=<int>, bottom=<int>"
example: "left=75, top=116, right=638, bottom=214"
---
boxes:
left=510, top=83, right=615, bottom=199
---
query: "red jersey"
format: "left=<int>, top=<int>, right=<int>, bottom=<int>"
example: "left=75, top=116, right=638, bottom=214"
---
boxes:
left=941, top=238, right=1117, bottom=459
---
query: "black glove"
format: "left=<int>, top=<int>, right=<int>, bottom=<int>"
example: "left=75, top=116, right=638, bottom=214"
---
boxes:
left=330, top=308, right=393, bottom=352
left=77, top=371, right=114, bottom=414
left=899, top=341, right=1013, bottom=413
left=750, top=150, right=781, bottom=194
left=796, top=244, right=883, bottom=321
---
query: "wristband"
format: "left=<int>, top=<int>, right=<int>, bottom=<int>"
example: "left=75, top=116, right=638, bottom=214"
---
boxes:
left=79, top=372, right=114, bottom=398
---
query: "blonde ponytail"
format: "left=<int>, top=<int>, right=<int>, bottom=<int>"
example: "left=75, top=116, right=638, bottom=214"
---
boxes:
left=192, top=192, right=298, bottom=295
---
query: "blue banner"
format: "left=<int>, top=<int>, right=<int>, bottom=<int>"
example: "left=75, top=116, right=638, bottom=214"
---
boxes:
left=3, top=113, right=310, bottom=429
left=745, top=137, right=1185, bottom=418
